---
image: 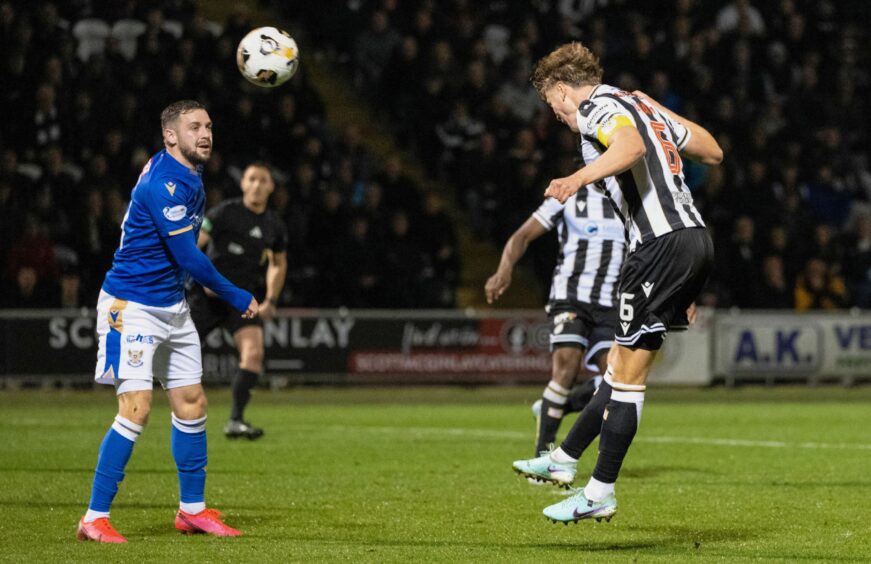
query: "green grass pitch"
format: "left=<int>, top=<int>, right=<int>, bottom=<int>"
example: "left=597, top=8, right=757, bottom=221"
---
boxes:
left=1, top=385, right=870, bottom=562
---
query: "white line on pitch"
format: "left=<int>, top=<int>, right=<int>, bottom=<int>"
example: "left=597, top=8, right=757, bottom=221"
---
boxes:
left=304, top=425, right=871, bottom=451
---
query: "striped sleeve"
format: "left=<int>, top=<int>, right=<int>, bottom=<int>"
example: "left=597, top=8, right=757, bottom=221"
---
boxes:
left=661, top=111, right=692, bottom=150
left=532, top=198, right=565, bottom=230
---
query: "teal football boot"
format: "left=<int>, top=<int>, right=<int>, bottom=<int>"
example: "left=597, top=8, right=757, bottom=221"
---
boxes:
left=512, top=452, right=576, bottom=488
left=542, top=489, right=617, bottom=524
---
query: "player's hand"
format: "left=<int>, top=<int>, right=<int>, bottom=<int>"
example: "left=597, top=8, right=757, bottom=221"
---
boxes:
left=544, top=176, right=580, bottom=204
left=241, top=297, right=260, bottom=319
left=686, top=302, right=697, bottom=325
left=485, top=271, right=511, bottom=304
left=260, top=301, right=277, bottom=320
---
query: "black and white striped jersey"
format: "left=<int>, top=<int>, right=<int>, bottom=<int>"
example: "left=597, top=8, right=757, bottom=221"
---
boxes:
left=533, top=187, right=625, bottom=308
left=575, top=84, right=705, bottom=252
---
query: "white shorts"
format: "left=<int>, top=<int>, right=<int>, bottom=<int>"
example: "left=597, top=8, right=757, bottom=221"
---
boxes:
left=94, top=290, right=203, bottom=395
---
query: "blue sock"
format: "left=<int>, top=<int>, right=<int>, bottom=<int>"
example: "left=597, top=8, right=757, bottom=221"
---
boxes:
left=171, top=413, right=207, bottom=510
left=87, top=416, right=143, bottom=514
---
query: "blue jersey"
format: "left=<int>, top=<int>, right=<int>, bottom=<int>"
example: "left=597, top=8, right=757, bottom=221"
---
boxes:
left=102, top=149, right=206, bottom=307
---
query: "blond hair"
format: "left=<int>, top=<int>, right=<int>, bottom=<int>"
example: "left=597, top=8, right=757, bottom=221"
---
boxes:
left=530, top=42, right=603, bottom=98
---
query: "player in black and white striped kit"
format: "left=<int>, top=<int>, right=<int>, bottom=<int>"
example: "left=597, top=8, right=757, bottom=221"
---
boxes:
left=512, top=42, right=723, bottom=523
left=486, top=182, right=625, bottom=459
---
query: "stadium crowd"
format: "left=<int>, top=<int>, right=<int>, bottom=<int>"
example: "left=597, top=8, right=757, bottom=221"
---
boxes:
left=0, top=0, right=458, bottom=310
left=2, top=0, right=869, bottom=311
left=294, top=0, right=871, bottom=310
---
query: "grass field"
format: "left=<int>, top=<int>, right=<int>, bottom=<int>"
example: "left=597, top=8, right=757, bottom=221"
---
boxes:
left=1, top=385, right=871, bottom=563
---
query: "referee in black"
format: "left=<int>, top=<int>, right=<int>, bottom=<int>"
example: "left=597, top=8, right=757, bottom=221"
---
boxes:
left=189, top=162, right=288, bottom=439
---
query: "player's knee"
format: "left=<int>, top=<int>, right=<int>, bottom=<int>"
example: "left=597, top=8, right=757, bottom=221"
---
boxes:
left=118, top=392, right=152, bottom=426
left=240, top=347, right=264, bottom=373
left=173, top=388, right=208, bottom=420
left=551, top=363, right=575, bottom=388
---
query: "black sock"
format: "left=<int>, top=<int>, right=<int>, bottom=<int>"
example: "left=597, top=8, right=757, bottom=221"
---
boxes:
left=565, top=378, right=598, bottom=414
left=559, top=380, right=612, bottom=459
left=230, top=369, right=259, bottom=421
left=535, top=380, right=569, bottom=454
left=592, top=390, right=644, bottom=483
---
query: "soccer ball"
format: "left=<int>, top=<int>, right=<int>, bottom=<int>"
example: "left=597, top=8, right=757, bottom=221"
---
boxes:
left=236, top=27, right=299, bottom=88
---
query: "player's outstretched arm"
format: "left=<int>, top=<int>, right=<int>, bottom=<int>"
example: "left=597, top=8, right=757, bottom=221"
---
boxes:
left=485, top=216, right=548, bottom=304
left=632, top=90, right=723, bottom=166
left=545, top=127, right=645, bottom=203
left=165, top=229, right=256, bottom=315
left=261, top=251, right=287, bottom=319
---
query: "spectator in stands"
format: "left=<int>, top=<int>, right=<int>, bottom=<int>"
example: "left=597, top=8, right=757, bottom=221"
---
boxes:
left=794, top=258, right=848, bottom=311
left=353, top=10, right=400, bottom=96
left=416, top=191, right=459, bottom=307
left=340, top=215, right=384, bottom=307
left=725, top=216, right=762, bottom=308
left=374, top=153, right=421, bottom=219
left=843, top=212, right=871, bottom=308
left=2, top=266, right=50, bottom=308
left=7, top=214, right=56, bottom=277
left=758, top=255, right=793, bottom=309
left=382, top=211, right=427, bottom=308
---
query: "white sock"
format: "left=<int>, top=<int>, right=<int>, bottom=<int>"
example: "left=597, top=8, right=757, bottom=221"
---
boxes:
left=584, top=476, right=615, bottom=502
left=84, top=509, right=110, bottom=523
left=180, top=501, right=206, bottom=514
left=550, top=447, right=577, bottom=464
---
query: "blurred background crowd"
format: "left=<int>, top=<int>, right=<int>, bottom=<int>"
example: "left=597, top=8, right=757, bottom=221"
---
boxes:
left=1, top=0, right=869, bottom=311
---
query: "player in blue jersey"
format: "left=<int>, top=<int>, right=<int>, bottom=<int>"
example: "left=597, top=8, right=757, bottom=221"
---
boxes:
left=76, top=100, right=258, bottom=544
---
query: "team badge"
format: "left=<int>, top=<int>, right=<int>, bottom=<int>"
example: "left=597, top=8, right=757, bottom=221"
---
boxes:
left=127, top=349, right=144, bottom=367
left=165, top=181, right=177, bottom=196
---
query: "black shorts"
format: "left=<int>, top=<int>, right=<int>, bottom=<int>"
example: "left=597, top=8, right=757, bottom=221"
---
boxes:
left=615, top=227, right=713, bottom=351
left=187, top=285, right=261, bottom=339
left=546, top=300, right=617, bottom=372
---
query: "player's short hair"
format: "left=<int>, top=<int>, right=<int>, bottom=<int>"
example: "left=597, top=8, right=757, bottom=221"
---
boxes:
left=160, top=100, right=206, bottom=130
left=245, top=161, right=273, bottom=178
left=531, top=42, right=603, bottom=99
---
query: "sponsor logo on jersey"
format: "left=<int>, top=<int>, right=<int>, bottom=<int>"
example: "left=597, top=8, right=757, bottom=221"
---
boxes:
left=673, top=192, right=693, bottom=205
left=126, top=334, right=155, bottom=344
left=576, top=199, right=587, bottom=213
left=249, top=226, right=263, bottom=239
left=228, top=242, right=245, bottom=255
left=585, top=222, right=599, bottom=236
left=164, top=181, right=177, bottom=196
left=127, top=349, right=144, bottom=367
left=620, top=321, right=631, bottom=334
left=163, top=205, right=187, bottom=221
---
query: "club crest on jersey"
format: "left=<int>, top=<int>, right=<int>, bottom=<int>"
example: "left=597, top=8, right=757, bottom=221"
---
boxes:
left=163, top=205, right=187, bottom=221
left=249, top=226, right=263, bottom=239
left=578, top=100, right=595, bottom=117
left=164, top=181, right=177, bottom=196
left=127, top=349, right=144, bottom=367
